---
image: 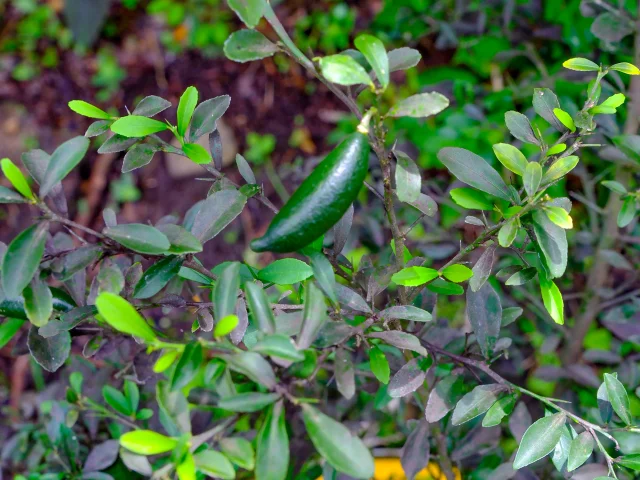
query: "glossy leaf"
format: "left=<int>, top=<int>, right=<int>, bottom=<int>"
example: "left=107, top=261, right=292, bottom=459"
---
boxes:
left=567, top=431, right=594, bottom=472
left=553, top=108, right=576, bottom=132
left=110, top=116, right=169, bottom=137
left=533, top=210, right=567, bottom=278
left=563, top=57, right=599, bottom=71
left=308, top=251, right=337, bottom=304
left=388, top=47, right=421, bottom=72
left=450, top=187, right=493, bottom=210
left=618, top=197, right=637, bottom=228
left=524, top=162, right=542, bottom=197
left=24, top=277, right=53, bottom=327
left=394, top=150, right=421, bottom=203
left=2, top=223, right=48, bottom=298
left=104, top=224, right=170, bottom=255
left=68, top=100, right=111, bottom=119
left=194, top=450, right=235, bottom=479
left=171, top=342, right=203, bottom=390
left=610, top=62, right=640, bottom=75
left=132, top=95, right=171, bottom=117
left=297, top=283, right=328, bottom=349
left=122, top=144, right=157, bottom=173
left=388, top=92, right=449, bottom=118
left=545, top=206, right=573, bottom=229
left=27, top=327, right=71, bottom=372
left=319, top=54, right=373, bottom=87
left=604, top=373, right=632, bottom=425
left=532, top=88, right=564, bottom=132
left=255, top=401, right=289, bottom=480
left=482, top=395, right=516, bottom=427
left=1, top=158, right=34, bottom=200
left=424, top=376, right=464, bottom=422
left=119, top=430, right=177, bottom=455
left=258, top=258, right=313, bottom=285
left=498, top=219, right=518, bottom=248
left=470, top=245, right=496, bottom=292
left=391, top=266, right=439, bottom=287
left=224, top=29, right=278, bottom=63
left=379, top=305, right=432, bottom=322
left=191, top=189, right=247, bottom=244
left=452, top=384, right=505, bottom=425
left=224, top=351, right=276, bottom=389
left=513, top=413, right=566, bottom=469
left=253, top=334, right=305, bottom=361
left=542, top=155, right=579, bottom=185
left=183, top=142, right=212, bottom=164
left=388, top=357, right=428, bottom=398
left=540, top=277, right=564, bottom=325
left=213, top=262, right=241, bottom=324
left=354, top=34, right=389, bottom=89
left=244, top=282, right=276, bottom=334
left=441, top=264, right=473, bottom=283
left=156, top=224, right=203, bottom=254
left=189, top=95, right=231, bottom=140
left=369, top=346, right=390, bottom=384
left=133, top=256, right=183, bottom=299
left=227, top=0, right=265, bottom=28
left=492, top=143, right=527, bottom=176
left=219, top=392, right=281, bottom=413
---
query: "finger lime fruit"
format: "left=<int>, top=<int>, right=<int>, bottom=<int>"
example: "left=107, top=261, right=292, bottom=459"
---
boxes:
left=251, top=117, right=371, bottom=253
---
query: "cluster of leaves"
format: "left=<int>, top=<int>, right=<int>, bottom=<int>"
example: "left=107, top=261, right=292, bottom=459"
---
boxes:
left=2, top=1, right=640, bottom=480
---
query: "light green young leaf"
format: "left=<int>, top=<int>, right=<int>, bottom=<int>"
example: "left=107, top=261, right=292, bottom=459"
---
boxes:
left=1, top=158, right=34, bottom=200
left=177, top=86, right=199, bottom=138
left=542, top=155, right=579, bottom=185
left=498, top=219, right=518, bottom=248
left=302, top=404, right=375, bottom=478
left=492, top=143, right=527, bottom=176
left=618, top=197, right=637, bottom=228
left=391, top=266, right=439, bottom=287
left=553, top=108, right=576, bottom=132
left=119, top=430, right=177, bottom=455
left=450, top=188, right=493, bottom=210
left=24, top=277, right=53, bottom=327
left=388, top=92, right=449, bottom=118
left=524, top=162, right=542, bottom=197
left=441, top=264, right=473, bottom=283
left=224, top=29, right=278, bottom=63
left=562, top=58, right=599, bottom=71
left=513, top=413, right=566, bottom=469
left=482, top=395, right=516, bottom=427
left=610, top=62, right=640, bottom=75
left=111, top=116, right=169, bottom=137
left=545, top=206, right=573, bottom=229
left=604, top=373, right=632, bottom=426
left=540, top=277, right=564, bottom=325
left=319, top=54, right=373, bottom=87
left=546, top=143, right=566, bottom=156
left=95, top=292, right=157, bottom=342
left=369, top=346, right=390, bottom=384
left=68, top=100, right=111, bottom=119
left=354, top=34, right=389, bottom=89
left=437, top=147, right=511, bottom=201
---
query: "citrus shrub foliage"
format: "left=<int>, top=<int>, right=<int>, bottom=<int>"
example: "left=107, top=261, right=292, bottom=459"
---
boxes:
left=2, top=2, right=640, bottom=480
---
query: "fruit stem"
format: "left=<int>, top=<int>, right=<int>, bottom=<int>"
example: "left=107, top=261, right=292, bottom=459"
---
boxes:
left=357, top=108, right=377, bottom=135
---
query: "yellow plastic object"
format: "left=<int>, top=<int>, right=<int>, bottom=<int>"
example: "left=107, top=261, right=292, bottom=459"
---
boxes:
left=318, top=458, right=462, bottom=480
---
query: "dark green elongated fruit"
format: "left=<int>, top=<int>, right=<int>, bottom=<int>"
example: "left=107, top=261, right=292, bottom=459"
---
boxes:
left=251, top=118, right=371, bottom=253
left=0, top=287, right=76, bottom=321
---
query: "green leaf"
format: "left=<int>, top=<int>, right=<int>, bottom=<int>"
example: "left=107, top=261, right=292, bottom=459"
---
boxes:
left=610, top=62, right=640, bottom=75
left=214, top=262, right=241, bottom=322
left=441, top=264, right=473, bottom=283
left=40, top=136, right=90, bottom=197
left=218, top=392, right=281, bottom=412
left=24, top=277, right=53, bottom=327
left=2, top=223, right=48, bottom=298
left=540, top=277, right=564, bottom=325
left=0, top=185, right=27, bottom=203
left=256, top=401, right=289, bottom=480
left=391, top=266, right=439, bottom=286
left=533, top=210, right=567, bottom=278
left=504, top=111, right=539, bottom=145
left=319, top=54, right=373, bottom=87
left=368, top=331, right=426, bottom=356
left=466, top=283, right=501, bottom=358
left=214, top=315, right=239, bottom=337
left=120, top=430, right=178, bottom=455
left=111, top=116, right=169, bottom=138
left=388, top=357, right=428, bottom=398
left=189, top=95, right=232, bottom=141
left=618, top=197, right=637, bottom=228
left=546, top=143, right=566, bottom=156
left=95, top=292, right=157, bottom=342
left=424, top=375, right=465, bottom=422
left=122, top=144, right=157, bottom=173
left=103, top=385, right=132, bottom=415
left=177, top=452, right=196, bottom=480
left=617, top=454, right=640, bottom=471
left=388, top=92, right=449, bottom=118
left=513, top=413, right=566, bottom=469
left=566, top=431, right=594, bottom=472
left=308, top=251, right=337, bottom=304
left=98, top=134, right=138, bottom=154
left=482, top=394, right=516, bottom=427
left=553, top=108, right=576, bottom=132
left=253, top=334, right=305, bottom=361
left=224, top=351, right=277, bottom=388
left=379, top=305, right=432, bottom=323
left=469, top=245, right=496, bottom=292
left=191, top=189, right=247, bottom=244
left=193, top=450, right=235, bottom=480
left=244, top=282, right=276, bottom=334
left=437, top=147, right=511, bottom=201
left=505, top=266, right=537, bottom=286
left=524, top=162, right=542, bottom=197
left=452, top=384, right=505, bottom=425
left=227, top=0, right=265, bottom=28
left=224, top=29, right=278, bottom=63
left=604, top=373, right=632, bottom=425
left=177, top=86, right=199, bottom=138
left=104, top=224, right=170, bottom=255
left=408, top=193, right=438, bottom=217
left=562, top=58, right=599, bottom=71
left=297, top=283, right=328, bottom=349
left=450, top=188, right=493, bottom=210
left=132, top=95, right=172, bottom=117
left=302, top=404, right=374, bottom=478
left=600, top=93, right=626, bottom=109
left=426, top=278, right=464, bottom=295
left=68, top=100, right=111, bottom=119
left=1, top=158, right=34, bottom=200
left=492, top=143, right=527, bottom=176
left=602, top=180, right=627, bottom=195
left=369, top=346, right=390, bottom=384
left=545, top=206, right=573, bottom=229
left=171, top=342, right=203, bottom=390
left=354, top=34, right=389, bottom=89
left=220, top=437, right=254, bottom=470
left=533, top=88, right=564, bottom=132
left=133, top=256, right=184, bottom=299
left=0, top=318, right=25, bottom=349
left=258, top=258, right=313, bottom=285
left=183, top=142, right=213, bottom=164
left=552, top=424, right=573, bottom=472
left=542, top=155, right=579, bottom=185
left=394, top=150, right=421, bottom=203
left=613, top=134, right=640, bottom=162
left=156, top=224, right=203, bottom=254
left=498, top=219, right=518, bottom=248
left=27, top=327, right=71, bottom=373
